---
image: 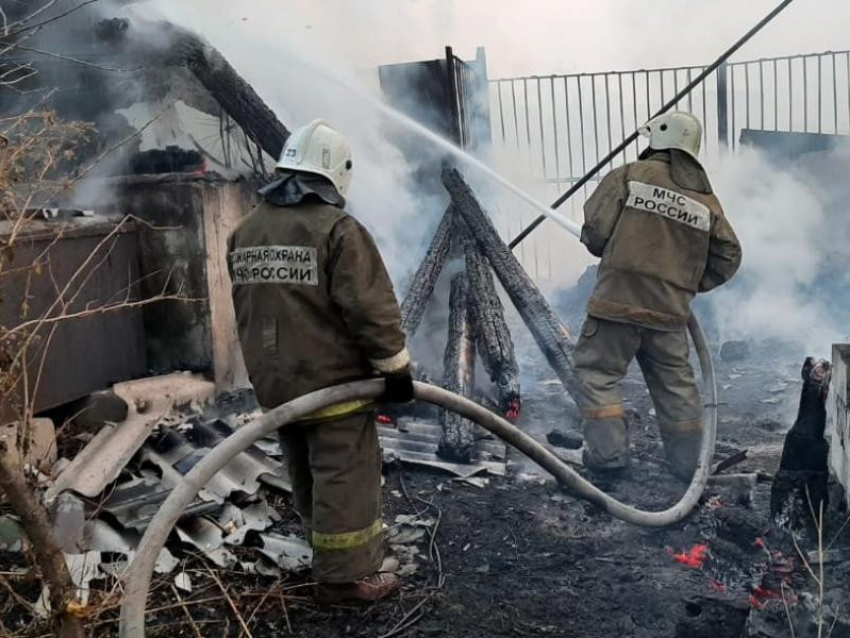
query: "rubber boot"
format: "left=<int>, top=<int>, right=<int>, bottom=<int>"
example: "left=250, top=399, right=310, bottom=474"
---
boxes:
left=582, top=416, right=631, bottom=473
left=660, top=419, right=703, bottom=481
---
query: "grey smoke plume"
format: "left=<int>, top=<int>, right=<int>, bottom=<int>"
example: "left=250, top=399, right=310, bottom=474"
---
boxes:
left=135, top=1, right=850, bottom=78
left=704, top=143, right=850, bottom=356
left=113, top=1, right=850, bottom=360
left=129, top=1, right=449, bottom=282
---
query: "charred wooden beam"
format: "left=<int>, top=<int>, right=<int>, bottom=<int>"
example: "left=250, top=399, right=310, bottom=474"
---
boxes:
left=442, top=165, right=580, bottom=401
left=437, top=272, right=477, bottom=462
left=176, top=31, right=291, bottom=160
left=400, top=206, right=454, bottom=337
left=770, top=357, right=832, bottom=527
left=121, top=22, right=291, bottom=160
left=462, top=228, right=521, bottom=419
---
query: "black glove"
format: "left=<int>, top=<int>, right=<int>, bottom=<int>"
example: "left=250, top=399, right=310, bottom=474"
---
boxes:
left=383, top=372, right=414, bottom=404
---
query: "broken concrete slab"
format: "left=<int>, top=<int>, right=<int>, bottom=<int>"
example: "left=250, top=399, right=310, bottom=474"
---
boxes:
left=45, top=372, right=215, bottom=502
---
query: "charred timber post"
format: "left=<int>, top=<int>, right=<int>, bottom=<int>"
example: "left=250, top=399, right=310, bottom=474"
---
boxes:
left=770, top=357, right=832, bottom=527
left=400, top=206, right=455, bottom=337
left=172, top=28, right=290, bottom=159
left=437, top=272, right=478, bottom=462
left=442, top=166, right=580, bottom=402
left=462, top=227, right=521, bottom=418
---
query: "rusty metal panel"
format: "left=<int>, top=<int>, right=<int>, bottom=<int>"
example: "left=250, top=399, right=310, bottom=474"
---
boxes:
left=0, top=219, right=146, bottom=417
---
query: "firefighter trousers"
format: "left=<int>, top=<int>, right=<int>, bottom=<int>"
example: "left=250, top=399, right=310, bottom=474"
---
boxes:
left=574, top=316, right=703, bottom=478
left=278, top=411, right=384, bottom=583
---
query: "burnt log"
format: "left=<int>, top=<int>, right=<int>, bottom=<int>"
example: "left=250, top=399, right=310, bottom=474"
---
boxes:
left=119, top=21, right=291, bottom=160
left=461, top=228, right=521, bottom=418
left=176, top=30, right=291, bottom=160
left=442, top=165, right=580, bottom=401
left=437, top=273, right=477, bottom=462
left=400, top=206, right=454, bottom=337
left=770, top=357, right=832, bottom=526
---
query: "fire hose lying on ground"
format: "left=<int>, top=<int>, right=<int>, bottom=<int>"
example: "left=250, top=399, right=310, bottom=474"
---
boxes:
left=119, top=315, right=716, bottom=637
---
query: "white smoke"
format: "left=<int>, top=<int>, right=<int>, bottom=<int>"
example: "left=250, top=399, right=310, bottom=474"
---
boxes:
left=136, top=1, right=850, bottom=79
left=128, top=2, right=449, bottom=283
left=704, top=143, right=850, bottom=356
left=126, top=0, right=850, bottom=358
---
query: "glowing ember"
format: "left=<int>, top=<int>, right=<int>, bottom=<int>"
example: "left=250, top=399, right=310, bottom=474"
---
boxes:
left=376, top=415, right=394, bottom=425
left=668, top=543, right=709, bottom=568
left=749, top=586, right=782, bottom=609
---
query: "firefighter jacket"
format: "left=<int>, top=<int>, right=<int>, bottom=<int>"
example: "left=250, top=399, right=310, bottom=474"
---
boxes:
left=581, top=152, right=742, bottom=331
left=227, top=197, right=410, bottom=412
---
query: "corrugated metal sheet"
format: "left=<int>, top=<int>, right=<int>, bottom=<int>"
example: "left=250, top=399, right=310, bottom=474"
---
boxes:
left=45, top=373, right=216, bottom=502
left=379, top=418, right=507, bottom=478
left=141, top=416, right=289, bottom=501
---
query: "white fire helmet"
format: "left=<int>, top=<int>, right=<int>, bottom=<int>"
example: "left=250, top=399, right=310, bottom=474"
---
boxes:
left=638, top=112, right=702, bottom=161
left=276, top=119, right=353, bottom=196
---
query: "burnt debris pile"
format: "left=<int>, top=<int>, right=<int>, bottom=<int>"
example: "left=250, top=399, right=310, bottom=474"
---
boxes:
left=396, top=165, right=583, bottom=463
left=770, top=358, right=832, bottom=527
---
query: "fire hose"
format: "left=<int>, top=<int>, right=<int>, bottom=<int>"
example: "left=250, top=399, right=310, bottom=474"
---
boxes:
left=118, top=314, right=715, bottom=637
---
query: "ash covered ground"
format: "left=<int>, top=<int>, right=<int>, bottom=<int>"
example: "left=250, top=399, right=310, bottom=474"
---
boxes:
left=2, top=297, right=848, bottom=638
left=124, top=316, right=848, bottom=638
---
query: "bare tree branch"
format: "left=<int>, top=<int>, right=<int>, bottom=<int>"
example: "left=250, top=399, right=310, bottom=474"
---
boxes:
left=0, top=443, right=84, bottom=638
left=2, top=42, right=146, bottom=73
left=0, top=3, right=9, bottom=37
left=5, top=288, right=201, bottom=337
left=4, top=0, right=101, bottom=39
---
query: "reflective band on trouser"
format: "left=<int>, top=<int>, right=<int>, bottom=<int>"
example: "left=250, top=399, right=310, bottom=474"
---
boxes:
left=312, top=519, right=383, bottom=550
left=300, top=400, right=373, bottom=422
left=659, top=417, right=703, bottom=436
left=582, top=404, right=626, bottom=419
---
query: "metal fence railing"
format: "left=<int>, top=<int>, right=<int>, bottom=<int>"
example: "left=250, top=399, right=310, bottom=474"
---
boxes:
left=725, top=51, right=850, bottom=150
left=487, top=50, right=850, bottom=285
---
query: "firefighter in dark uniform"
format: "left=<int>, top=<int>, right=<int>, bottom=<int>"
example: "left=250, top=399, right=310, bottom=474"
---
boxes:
left=228, top=120, right=412, bottom=602
left=577, top=112, right=742, bottom=480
